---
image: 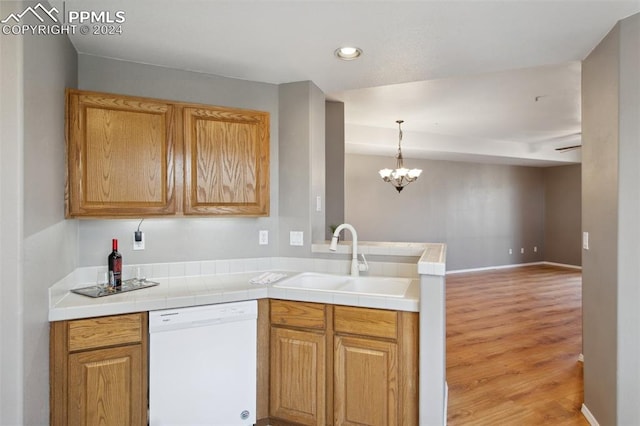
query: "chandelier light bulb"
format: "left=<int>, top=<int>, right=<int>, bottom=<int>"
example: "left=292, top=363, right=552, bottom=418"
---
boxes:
left=408, top=169, right=422, bottom=179
left=379, top=168, right=393, bottom=178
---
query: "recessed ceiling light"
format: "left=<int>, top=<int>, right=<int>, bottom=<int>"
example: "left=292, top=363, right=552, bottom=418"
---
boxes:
left=335, top=46, right=363, bottom=61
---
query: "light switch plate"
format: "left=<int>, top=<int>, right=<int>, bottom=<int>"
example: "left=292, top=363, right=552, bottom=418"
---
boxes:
left=259, top=230, right=268, bottom=245
left=290, top=231, right=304, bottom=246
left=583, top=231, right=589, bottom=250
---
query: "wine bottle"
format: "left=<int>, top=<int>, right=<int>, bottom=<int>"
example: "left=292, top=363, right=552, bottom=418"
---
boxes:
left=108, top=238, right=123, bottom=289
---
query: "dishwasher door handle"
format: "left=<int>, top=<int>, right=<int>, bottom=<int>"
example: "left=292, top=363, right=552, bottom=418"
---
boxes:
left=190, top=318, right=223, bottom=327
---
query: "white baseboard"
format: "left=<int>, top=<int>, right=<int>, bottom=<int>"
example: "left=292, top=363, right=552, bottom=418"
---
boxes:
left=447, top=261, right=582, bottom=275
left=444, top=381, right=449, bottom=426
left=543, top=261, right=583, bottom=270
left=447, top=262, right=544, bottom=274
left=581, top=404, right=600, bottom=426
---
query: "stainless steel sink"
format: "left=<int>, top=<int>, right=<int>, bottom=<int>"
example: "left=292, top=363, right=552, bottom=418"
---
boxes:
left=273, top=272, right=411, bottom=297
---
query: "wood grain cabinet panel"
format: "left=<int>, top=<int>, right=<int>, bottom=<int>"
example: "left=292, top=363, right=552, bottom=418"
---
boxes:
left=334, top=305, right=398, bottom=340
left=270, top=327, right=326, bottom=425
left=334, top=335, right=398, bottom=426
left=66, top=90, right=175, bottom=217
left=183, top=106, right=269, bottom=215
left=270, top=299, right=326, bottom=330
left=68, top=313, right=143, bottom=352
left=68, top=345, right=143, bottom=426
left=50, top=313, right=148, bottom=426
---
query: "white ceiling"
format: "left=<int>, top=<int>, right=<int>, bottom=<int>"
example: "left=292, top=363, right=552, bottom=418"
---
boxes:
left=52, top=0, right=640, bottom=166
left=335, top=61, right=583, bottom=166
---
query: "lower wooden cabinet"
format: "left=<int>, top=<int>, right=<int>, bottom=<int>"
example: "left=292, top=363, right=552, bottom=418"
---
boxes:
left=50, top=313, right=148, bottom=426
left=269, top=300, right=328, bottom=425
left=266, top=300, right=418, bottom=426
left=334, top=335, right=398, bottom=425
left=50, top=301, right=416, bottom=426
left=270, top=327, right=326, bottom=425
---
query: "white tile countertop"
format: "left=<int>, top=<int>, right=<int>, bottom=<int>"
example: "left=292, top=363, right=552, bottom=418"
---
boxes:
left=49, top=243, right=446, bottom=322
left=49, top=272, right=419, bottom=321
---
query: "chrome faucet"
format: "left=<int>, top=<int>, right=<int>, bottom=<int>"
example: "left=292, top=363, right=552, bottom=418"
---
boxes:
left=329, top=223, right=368, bottom=276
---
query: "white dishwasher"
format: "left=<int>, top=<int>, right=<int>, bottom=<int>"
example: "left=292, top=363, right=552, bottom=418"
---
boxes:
left=148, top=300, right=257, bottom=426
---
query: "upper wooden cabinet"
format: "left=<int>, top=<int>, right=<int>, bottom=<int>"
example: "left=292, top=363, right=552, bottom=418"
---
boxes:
left=66, top=90, right=176, bottom=217
left=183, top=106, right=269, bottom=215
left=65, top=89, right=270, bottom=218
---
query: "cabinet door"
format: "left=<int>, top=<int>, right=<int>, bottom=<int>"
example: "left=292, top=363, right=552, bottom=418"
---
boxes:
left=334, top=335, right=398, bottom=426
left=270, top=327, right=326, bottom=425
left=66, top=90, right=176, bottom=217
left=183, top=106, right=269, bottom=216
left=67, top=345, right=144, bottom=426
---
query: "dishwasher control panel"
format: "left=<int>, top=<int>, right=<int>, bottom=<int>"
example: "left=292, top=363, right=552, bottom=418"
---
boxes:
left=149, top=300, right=258, bottom=333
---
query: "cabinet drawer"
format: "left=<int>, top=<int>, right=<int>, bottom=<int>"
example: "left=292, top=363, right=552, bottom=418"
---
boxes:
left=270, top=300, right=325, bottom=330
left=68, top=313, right=144, bottom=352
left=334, top=306, right=398, bottom=340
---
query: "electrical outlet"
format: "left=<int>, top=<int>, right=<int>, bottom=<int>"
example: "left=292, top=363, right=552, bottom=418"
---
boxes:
left=290, top=231, right=304, bottom=246
left=133, top=232, right=145, bottom=250
left=583, top=232, right=589, bottom=250
left=259, top=230, right=268, bottom=245
left=520, top=248, right=524, bottom=254
left=534, top=246, right=538, bottom=253
left=509, top=248, right=513, bottom=255
left=316, top=196, right=322, bottom=212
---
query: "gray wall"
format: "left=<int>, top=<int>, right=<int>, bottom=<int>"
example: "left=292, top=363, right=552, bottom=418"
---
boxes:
left=582, top=13, right=640, bottom=425
left=309, top=83, right=326, bottom=247
left=77, top=55, right=281, bottom=266
left=1, top=1, right=79, bottom=424
left=277, top=81, right=326, bottom=257
left=0, top=3, right=25, bottom=422
left=582, top=21, right=620, bottom=426
left=345, top=154, right=546, bottom=270
left=544, top=164, right=582, bottom=266
left=325, top=102, right=345, bottom=239
left=616, top=14, right=640, bottom=422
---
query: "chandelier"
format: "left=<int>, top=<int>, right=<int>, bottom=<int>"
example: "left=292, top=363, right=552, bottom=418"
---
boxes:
left=378, top=120, right=422, bottom=193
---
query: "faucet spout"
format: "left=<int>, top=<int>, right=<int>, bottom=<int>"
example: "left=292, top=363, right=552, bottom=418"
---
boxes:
left=329, top=223, right=366, bottom=276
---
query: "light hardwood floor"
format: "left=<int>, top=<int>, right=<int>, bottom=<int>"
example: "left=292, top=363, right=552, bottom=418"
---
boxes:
left=446, top=264, right=588, bottom=425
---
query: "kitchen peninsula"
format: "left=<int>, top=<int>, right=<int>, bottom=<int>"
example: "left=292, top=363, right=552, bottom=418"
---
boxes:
left=49, top=242, right=446, bottom=425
